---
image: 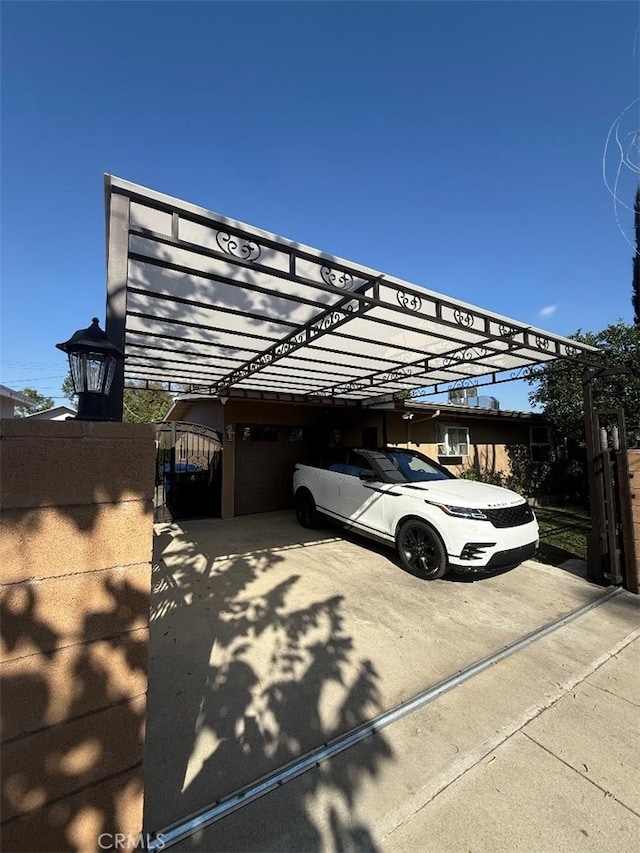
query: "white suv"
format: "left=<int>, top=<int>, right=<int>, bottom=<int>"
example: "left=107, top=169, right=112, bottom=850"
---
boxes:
left=293, top=447, right=538, bottom=579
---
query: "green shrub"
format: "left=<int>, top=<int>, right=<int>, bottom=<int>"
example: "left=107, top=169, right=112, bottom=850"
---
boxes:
left=461, top=445, right=589, bottom=505
left=459, top=467, right=507, bottom=488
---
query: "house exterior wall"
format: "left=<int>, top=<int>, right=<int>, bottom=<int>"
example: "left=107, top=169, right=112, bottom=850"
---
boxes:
left=0, top=419, right=156, bottom=852
left=171, top=399, right=536, bottom=517
left=386, top=412, right=532, bottom=476
left=174, top=399, right=225, bottom=432
left=220, top=399, right=328, bottom=518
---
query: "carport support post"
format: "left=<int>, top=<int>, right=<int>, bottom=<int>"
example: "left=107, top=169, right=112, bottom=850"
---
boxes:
left=221, top=411, right=236, bottom=518
left=583, top=370, right=607, bottom=584
left=104, top=184, right=130, bottom=422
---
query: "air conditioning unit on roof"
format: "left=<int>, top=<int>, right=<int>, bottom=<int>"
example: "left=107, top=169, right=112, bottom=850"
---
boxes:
left=448, top=387, right=478, bottom=405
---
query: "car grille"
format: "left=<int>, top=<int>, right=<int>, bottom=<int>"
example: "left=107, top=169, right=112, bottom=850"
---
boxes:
left=483, top=503, right=534, bottom=528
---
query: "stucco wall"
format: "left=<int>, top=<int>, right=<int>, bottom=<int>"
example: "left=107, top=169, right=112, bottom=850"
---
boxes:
left=174, top=398, right=535, bottom=516
left=220, top=400, right=330, bottom=517
left=224, top=399, right=326, bottom=427
left=0, top=419, right=156, bottom=852
left=386, top=412, right=531, bottom=475
left=175, top=399, right=224, bottom=432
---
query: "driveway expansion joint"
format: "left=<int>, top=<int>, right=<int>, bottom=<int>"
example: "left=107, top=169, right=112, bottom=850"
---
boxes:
left=521, top=730, right=640, bottom=820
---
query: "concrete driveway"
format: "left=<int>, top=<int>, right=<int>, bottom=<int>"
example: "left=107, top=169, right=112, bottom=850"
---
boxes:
left=144, top=511, right=639, bottom=851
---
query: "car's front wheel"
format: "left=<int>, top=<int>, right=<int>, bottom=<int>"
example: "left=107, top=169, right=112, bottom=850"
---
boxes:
left=295, top=489, right=319, bottom=529
left=396, top=519, right=448, bottom=579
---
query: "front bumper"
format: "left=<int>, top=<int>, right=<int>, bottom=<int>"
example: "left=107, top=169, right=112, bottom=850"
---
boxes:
left=445, top=518, right=539, bottom=570
left=452, top=540, right=538, bottom=574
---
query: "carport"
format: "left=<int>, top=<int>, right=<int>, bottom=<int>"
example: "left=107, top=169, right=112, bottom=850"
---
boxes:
left=103, top=176, right=611, bottom=523
left=105, top=177, right=640, bottom=581
left=105, top=176, right=599, bottom=411
left=102, top=178, right=639, bottom=848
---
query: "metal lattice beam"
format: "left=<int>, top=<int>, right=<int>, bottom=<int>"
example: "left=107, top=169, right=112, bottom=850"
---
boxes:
left=208, top=278, right=383, bottom=394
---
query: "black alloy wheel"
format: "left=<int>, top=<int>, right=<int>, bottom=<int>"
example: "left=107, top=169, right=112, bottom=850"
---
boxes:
left=397, top=519, right=448, bottom=579
left=295, top=490, right=319, bottom=529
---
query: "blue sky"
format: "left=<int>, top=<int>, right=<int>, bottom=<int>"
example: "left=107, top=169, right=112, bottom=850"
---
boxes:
left=1, top=1, right=638, bottom=410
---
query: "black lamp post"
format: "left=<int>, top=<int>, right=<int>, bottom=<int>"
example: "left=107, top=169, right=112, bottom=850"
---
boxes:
left=56, top=318, right=125, bottom=421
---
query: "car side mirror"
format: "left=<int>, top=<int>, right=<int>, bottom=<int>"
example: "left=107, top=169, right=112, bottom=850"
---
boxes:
left=358, top=469, right=376, bottom=481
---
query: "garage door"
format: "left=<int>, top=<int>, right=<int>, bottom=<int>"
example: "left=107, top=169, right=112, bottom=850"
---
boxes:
left=234, top=425, right=314, bottom=515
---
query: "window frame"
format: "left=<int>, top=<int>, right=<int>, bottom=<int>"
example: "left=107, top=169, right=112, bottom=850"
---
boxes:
left=437, top=423, right=470, bottom=458
left=529, top=425, right=552, bottom=463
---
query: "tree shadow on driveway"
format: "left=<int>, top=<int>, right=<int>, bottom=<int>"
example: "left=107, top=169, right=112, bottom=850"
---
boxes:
left=144, top=517, right=393, bottom=850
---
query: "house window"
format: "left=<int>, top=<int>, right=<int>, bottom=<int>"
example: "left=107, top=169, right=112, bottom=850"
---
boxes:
left=530, top=426, right=552, bottom=462
left=437, top=424, right=469, bottom=458
left=241, top=426, right=279, bottom=441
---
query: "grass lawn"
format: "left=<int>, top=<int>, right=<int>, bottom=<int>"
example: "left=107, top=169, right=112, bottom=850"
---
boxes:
left=534, top=504, right=591, bottom=566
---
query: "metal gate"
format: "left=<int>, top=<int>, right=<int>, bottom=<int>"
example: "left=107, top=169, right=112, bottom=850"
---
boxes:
left=584, top=383, right=637, bottom=588
left=155, top=422, right=222, bottom=521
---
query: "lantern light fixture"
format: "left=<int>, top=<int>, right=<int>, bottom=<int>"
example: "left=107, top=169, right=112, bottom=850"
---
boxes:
left=56, top=318, right=125, bottom=421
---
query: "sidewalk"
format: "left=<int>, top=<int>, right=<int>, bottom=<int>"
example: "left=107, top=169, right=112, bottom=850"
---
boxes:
left=173, top=583, right=639, bottom=853
left=382, top=633, right=640, bottom=853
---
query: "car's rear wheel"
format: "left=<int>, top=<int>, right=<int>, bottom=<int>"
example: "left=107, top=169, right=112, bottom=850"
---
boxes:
left=295, top=489, right=319, bottom=529
left=396, top=519, right=448, bottom=579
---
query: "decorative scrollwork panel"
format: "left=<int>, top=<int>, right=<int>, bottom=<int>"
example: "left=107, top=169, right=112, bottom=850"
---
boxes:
left=294, top=258, right=367, bottom=292
left=453, top=309, right=474, bottom=328
left=508, top=365, right=543, bottom=381
left=310, top=310, right=348, bottom=336
left=215, top=231, right=262, bottom=262
left=396, top=290, right=423, bottom=312
left=320, top=266, right=354, bottom=290
left=447, top=377, right=479, bottom=391
left=377, top=365, right=421, bottom=384
left=436, top=346, right=492, bottom=369
left=335, top=381, right=369, bottom=394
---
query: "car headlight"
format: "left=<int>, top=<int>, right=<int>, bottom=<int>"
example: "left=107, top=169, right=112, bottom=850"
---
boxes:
left=426, top=501, right=488, bottom=520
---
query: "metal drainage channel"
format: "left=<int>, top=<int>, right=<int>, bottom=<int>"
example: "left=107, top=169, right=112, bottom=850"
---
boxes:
left=148, top=586, right=622, bottom=852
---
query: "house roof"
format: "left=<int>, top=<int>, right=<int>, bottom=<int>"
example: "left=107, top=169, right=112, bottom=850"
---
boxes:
left=0, top=384, right=36, bottom=407
left=165, top=392, right=546, bottom=426
left=25, top=405, right=77, bottom=420
left=397, top=399, right=546, bottom=422
left=106, top=176, right=601, bottom=406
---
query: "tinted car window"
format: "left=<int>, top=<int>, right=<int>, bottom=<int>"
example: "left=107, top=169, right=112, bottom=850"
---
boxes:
left=347, top=451, right=376, bottom=475
left=367, top=451, right=407, bottom=483
left=327, top=451, right=376, bottom=477
left=384, top=449, right=453, bottom=482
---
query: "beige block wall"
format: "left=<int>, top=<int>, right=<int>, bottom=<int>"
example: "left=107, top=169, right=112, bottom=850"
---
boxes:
left=0, top=419, right=156, bottom=852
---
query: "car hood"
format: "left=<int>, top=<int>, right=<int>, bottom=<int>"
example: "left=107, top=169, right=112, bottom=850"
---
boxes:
left=396, top=478, right=526, bottom=509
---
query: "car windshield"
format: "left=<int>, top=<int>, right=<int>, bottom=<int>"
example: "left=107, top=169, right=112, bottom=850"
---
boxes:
left=380, top=449, right=454, bottom=483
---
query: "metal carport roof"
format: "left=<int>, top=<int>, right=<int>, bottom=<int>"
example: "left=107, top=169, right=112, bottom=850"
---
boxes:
left=105, top=176, right=600, bottom=409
